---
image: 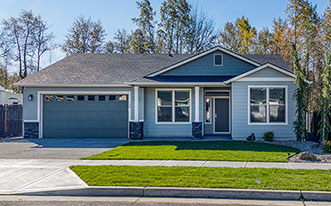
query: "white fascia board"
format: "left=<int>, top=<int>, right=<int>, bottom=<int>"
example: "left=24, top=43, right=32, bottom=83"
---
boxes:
left=224, top=63, right=296, bottom=84
left=146, top=47, right=261, bottom=77
left=126, top=82, right=228, bottom=87
left=14, top=83, right=132, bottom=88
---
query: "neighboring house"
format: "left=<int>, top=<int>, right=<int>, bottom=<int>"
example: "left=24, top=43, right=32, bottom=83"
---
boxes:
left=15, top=47, right=297, bottom=140
left=0, top=85, right=22, bottom=105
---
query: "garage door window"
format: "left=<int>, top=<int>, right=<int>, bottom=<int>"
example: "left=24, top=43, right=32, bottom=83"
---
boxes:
left=109, top=95, right=116, bottom=101
left=119, top=95, right=127, bottom=101
left=45, top=95, right=53, bottom=101
left=78, top=95, right=84, bottom=101
left=67, top=95, right=74, bottom=101
left=99, top=95, right=106, bottom=101
left=88, top=95, right=95, bottom=101
left=56, top=95, right=64, bottom=102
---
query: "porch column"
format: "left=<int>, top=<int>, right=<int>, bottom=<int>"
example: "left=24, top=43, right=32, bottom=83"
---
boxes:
left=192, top=86, right=202, bottom=139
left=130, top=86, right=143, bottom=140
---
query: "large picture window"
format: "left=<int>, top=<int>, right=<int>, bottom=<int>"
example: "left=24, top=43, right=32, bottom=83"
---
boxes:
left=249, top=86, right=287, bottom=124
left=156, top=89, right=191, bottom=123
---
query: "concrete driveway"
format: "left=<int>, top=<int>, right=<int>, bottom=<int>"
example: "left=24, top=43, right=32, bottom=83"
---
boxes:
left=0, top=137, right=131, bottom=159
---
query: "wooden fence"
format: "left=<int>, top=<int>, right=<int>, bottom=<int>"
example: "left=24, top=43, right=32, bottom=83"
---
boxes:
left=0, top=104, right=23, bottom=138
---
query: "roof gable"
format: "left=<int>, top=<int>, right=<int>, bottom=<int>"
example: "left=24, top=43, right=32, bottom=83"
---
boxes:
left=224, top=63, right=295, bottom=84
left=147, top=47, right=261, bottom=77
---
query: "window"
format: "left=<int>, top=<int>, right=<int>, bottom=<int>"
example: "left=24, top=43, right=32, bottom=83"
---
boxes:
left=45, top=95, right=53, bottom=102
left=77, top=95, right=85, bottom=101
left=56, top=95, right=64, bottom=102
left=249, top=86, right=287, bottom=124
left=156, top=89, right=190, bottom=123
left=99, top=95, right=106, bottom=101
left=214, top=54, right=223, bottom=66
left=109, top=95, right=116, bottom=101
left=67, top=95, right=74, bottom=101
left=205, top=97, right=211, bottom=123
left=88, top=95, right=95, bottom=101
left=119, top=95, right=127, bottom=101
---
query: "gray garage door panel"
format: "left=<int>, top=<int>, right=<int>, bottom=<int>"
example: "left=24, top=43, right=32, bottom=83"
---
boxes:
left=43, top=95, right=128, bottom=138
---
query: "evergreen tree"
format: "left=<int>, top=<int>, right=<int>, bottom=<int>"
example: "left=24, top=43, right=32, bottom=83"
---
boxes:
left=130, top=29, right=147, bottom=53
left=114, top=29, right=131, bottom=53
left=235, top=16, right=257, bottom=54
left=132, top=0, right=156, bottom=53
left=253, top=27, right=274, bottom=54
left=218, top=22, right=240, bottom=53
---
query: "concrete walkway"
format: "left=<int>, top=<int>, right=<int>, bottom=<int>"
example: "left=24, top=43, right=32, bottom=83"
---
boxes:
left=0, top=159, right=330, bottom=194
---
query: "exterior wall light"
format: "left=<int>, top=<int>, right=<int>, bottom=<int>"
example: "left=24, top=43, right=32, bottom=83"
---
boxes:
left=28, top=95, right=33, bottom=101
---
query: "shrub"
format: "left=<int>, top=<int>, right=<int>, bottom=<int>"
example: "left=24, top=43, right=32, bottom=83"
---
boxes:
left=323, top=141, right=331, bottom=153
left=263, top=131, right=275, bottom=142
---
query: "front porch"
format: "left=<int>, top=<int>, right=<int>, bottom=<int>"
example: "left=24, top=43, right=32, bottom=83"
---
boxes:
left=130, top=85, right=232, bottom=140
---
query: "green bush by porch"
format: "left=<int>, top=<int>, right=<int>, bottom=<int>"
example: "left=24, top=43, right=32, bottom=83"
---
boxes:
left=82, top=141, right=300, bottom=162
left=70, top=165, right=331, bottom=191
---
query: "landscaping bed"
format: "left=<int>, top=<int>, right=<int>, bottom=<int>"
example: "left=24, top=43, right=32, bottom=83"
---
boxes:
left=82, top=141, right=300, bottom=162
left=70, top=165, right=331, bottom=191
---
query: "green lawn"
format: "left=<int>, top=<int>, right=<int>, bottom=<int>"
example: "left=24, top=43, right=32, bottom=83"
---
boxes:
left=70, top=165, right=331, bottom=191
left=82, top=141, right=301, bottom=162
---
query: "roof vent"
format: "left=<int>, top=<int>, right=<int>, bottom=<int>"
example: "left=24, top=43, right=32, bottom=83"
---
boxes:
left=168, top=53, right=173, bottom=57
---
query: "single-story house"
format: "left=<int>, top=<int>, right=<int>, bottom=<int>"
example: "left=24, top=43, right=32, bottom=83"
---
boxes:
left=0, top=85, right=22, bottom=105
left=15, top=47, right=297, bottom=140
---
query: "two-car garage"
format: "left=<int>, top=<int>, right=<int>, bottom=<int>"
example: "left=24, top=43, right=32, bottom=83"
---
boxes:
left=42, top=94, right=129, bottom=138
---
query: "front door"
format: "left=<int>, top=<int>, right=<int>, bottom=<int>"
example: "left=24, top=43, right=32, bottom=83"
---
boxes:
left=214, top=98, right=230, bottom=133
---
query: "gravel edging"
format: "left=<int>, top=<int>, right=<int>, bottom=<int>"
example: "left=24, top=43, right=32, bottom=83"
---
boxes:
left=258, top=140, right=331, bottom=163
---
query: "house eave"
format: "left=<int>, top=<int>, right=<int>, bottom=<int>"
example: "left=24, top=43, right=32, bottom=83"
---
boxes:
left=14, top=83, right=133, bottom=88
left=126, top=82, right=228, bottom=87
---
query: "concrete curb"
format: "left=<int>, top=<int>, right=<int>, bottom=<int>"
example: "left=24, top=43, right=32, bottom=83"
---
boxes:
left=9, top=186, right=331, bottom=201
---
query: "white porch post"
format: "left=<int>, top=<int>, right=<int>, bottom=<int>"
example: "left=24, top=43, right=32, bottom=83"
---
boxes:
left=194, top=86, right=200, bottom=122
left=134, top=86, right=139, bottom=122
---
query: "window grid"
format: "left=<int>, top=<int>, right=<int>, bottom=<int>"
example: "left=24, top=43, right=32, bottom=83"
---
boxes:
left=156, top=89, right=191, bottom=124
left=249, top=86, right=287, bottom=125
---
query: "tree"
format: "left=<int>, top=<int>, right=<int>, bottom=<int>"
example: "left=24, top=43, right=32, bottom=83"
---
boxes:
left=130, top=29, right=147, bottom=53
left=114, top=29, right=131, bottom=53
left=2, top=10, right=54, bottom=78
left=218, top=22, right=240, bottom=53
left=158, top=0, right=191, bottom=54
left=292, top=42, right=308, bottom=141
left=104, top=41, right=115, bottom=54
left=253, top=27, right=274, bottom=54
left=62, top=16, right=106, bottom=55
left=235, top=16, right=257, bottom=54
left=132, top=0, right=156, bottom=53
left=318, top=52, right=331, bottom=141
left=186, top=7, right=217, bottom=54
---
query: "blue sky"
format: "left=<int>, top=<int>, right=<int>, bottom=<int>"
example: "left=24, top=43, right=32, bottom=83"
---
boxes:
left=0, top=0, right=328, bottom=68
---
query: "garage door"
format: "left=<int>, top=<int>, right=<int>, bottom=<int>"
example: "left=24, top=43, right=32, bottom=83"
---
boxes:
left=43, top=94, right=128, bottom=138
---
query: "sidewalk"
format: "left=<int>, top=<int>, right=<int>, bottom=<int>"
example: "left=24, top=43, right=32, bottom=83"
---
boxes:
left=0, top=159, right=330, bottom=195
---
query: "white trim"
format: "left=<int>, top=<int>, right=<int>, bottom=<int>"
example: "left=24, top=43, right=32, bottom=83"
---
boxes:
left=134, top=86, right=139, bottom=122
left=214, top=54, right=223, bottom=66
left=37, top=91, right=132, bottom=139
left=248, top=85, right=288, bottom=125
left=140, top=88, right=145, bottom=122
left=147, top=47, right=260, bottom=77
left=194, top=86, right=200, bottom=122
left=224, top=63, right=296, bottom=84
left=14, top=83, right=131, bottom=87
left=24, top=120, right=39, bottom=122
left=236, top=77, right=295, bottom=82
left=155, top=88, right=192, bottom=124
left=213, top=96, right=231, bottom=134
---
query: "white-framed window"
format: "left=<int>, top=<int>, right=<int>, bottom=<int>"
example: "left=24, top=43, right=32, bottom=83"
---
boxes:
left=214, top=54, right=223, bottom=66
left=156, top=89, right=191, bottom=123
left=248, top=86, right=287, bottom=125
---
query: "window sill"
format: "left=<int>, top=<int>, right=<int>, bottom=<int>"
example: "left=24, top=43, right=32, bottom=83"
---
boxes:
left=156, top=122, right=192, bottom=125
left=248, top=122, right=288, bottom=126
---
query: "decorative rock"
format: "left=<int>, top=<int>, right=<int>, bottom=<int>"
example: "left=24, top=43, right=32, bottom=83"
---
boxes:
left=24, top=122, right=39, bottom=138
left=297, top=152, right=317, bottom=160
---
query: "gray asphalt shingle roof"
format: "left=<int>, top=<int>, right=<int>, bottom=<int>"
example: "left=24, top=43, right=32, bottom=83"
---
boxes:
left=17, top=52, right=291, bottom=86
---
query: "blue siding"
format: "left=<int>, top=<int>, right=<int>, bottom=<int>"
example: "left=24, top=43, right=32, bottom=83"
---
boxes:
left=144, top=87, right=196, bottom=137
left=249, top=67, right=290, bottom=78
left=23, top=87, right=134, bottom=121
left=161, top=51, right=255, bottom=76
left=231, top=81, right=297, bottom=140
